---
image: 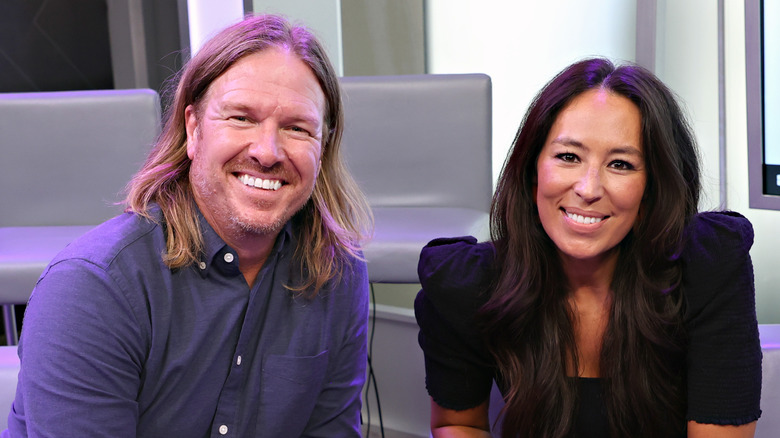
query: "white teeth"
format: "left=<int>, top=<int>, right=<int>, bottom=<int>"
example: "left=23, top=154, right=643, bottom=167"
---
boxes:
left=238, top=174, right=282, bottom=191
left=566, top=211, right=603, bottom=224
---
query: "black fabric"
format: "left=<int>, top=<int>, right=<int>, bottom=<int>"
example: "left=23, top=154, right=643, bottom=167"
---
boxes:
left=414, top=211, right=762, bottom=436
left=414, top=236, right=496, bottom=410
left=573, top=378, right=609, bottom=438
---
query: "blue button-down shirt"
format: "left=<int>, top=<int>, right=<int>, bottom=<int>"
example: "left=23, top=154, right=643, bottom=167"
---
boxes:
left=5, top=206, right=369, bottom=437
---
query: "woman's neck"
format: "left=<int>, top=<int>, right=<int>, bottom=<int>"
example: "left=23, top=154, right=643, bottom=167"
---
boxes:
left=560, top=249, right=618, bottom=378
left=559, top=248, right=619, bottom=295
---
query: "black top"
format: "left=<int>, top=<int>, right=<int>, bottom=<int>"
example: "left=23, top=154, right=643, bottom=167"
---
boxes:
left=414, top=211, right=762, bottom=436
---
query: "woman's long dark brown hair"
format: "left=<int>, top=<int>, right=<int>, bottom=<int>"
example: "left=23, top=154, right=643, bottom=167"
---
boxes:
left=480, top=58, right=701, bottom=437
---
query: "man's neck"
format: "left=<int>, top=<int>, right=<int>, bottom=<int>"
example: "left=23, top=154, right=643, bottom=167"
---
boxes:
left=229, top=232, right=278, bottom=287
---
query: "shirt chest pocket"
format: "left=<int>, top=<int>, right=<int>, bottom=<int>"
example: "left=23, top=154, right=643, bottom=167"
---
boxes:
left=256, top=350, right=329, bottom=435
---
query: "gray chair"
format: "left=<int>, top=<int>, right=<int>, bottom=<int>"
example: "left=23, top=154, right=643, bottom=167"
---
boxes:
left=0, top=345, right=19, bottom=430
left=339, top=74, right=493, bottom=283
left=0, top=88, right=161, bottom=345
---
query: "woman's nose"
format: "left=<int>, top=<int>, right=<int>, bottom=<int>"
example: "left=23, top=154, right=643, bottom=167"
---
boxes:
left=573, top=166, right=604, bottom=202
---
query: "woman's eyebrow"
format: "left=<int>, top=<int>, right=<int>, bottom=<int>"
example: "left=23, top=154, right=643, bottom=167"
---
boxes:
left=551, top=137, right=642, bottom=156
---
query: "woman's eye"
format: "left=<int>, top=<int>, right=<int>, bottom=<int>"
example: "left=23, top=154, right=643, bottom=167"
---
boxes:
left=609, top=160, right=635, bottom=171
left=556, top=152, right=578, bottom=163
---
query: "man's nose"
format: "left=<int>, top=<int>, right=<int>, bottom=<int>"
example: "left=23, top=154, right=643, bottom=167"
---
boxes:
left=248, top=125, right=284, bottom=167
left=573, top=166, right=604, bottom=203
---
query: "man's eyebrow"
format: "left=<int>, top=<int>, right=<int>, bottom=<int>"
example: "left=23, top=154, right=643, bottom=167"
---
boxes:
left=219, top=100, right=321, bottom=125
left=219, top=101, right=253, bottom=112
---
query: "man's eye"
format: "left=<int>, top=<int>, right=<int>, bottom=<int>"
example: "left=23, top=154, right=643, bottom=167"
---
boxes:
left=231, top=116, right=248, bottom=122
left=289, top=126, right=310, bottom=135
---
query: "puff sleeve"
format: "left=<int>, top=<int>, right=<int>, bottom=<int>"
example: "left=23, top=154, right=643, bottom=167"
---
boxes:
left=682, top=211, right=762, bottom=424
left=414, top=236, right=497, bottom=411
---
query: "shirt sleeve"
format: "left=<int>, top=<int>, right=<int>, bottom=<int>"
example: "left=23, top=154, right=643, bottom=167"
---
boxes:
left=682, top=211, right=762, bottom=425
left=7, top=258, right=146, bottom=438
left=300, top=256, right=369, bottom=437
left=414, top=236, right=496, bottom=411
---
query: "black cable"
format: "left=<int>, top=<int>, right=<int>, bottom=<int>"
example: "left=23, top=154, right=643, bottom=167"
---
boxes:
left=363, top=295, right=372, bottom=435
left=364, top=283, right=385, bottom=438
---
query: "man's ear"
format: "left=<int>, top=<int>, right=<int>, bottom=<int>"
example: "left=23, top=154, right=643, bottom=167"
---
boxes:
left=184, top=105, right=198, bottom=159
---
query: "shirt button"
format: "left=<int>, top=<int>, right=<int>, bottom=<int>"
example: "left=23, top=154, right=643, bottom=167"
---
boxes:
left=198, top=261, right=206, bottom=270
left=219, top=424, right=228, bottom=435
left=223, top=253, right=234, bottom=263
left=236, top=355, right=242, bottom=366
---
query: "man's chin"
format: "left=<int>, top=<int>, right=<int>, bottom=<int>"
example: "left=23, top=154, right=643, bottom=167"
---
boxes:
left=230, top=215, right=287, bottom=236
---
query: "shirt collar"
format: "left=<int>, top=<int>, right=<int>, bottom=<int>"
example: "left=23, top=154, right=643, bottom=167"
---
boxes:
left=195, top=207, right=294, bottom=279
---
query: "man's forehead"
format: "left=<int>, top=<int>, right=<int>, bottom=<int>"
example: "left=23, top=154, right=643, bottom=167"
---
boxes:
left=200, top=50, right=326, bottom=114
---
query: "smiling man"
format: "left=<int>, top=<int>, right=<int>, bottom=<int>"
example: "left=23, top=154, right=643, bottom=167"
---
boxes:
left=5, top=15, right=372, bottom=438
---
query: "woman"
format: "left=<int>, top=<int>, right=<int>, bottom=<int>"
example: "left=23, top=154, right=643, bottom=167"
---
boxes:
left=415, top=58, right=761, bottom=438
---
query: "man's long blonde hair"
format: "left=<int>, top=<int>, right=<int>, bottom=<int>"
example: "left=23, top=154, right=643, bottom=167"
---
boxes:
left=125, top=14, right=372, bottom=296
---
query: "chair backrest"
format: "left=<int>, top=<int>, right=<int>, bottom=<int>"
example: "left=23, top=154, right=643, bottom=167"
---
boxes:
left=339, top=74, right=492, bottom=212
left=0, top=89, right=161, bottom=227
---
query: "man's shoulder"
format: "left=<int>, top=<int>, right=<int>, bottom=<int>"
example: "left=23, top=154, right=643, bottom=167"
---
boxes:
left=52, top=211, right=163, bottom=270
left=323, top=252, right=369, bottom=302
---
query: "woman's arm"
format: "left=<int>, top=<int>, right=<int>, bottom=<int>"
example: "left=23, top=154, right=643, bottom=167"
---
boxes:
left=430, top=399, right=492, bottom=437
left=688, top=421, right=756, bottom=438
left=682, top=213, right=761, bottom=428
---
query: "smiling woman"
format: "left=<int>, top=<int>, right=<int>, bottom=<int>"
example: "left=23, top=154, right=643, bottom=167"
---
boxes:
left=535, top=88, right=646, bottom=270
left=414, top=58, right=761, bottom=438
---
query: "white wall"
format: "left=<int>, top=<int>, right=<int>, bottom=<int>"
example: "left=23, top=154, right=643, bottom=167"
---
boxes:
left=186, top=0, right=244, bottom=54
left=426, top=0, right=637, bottom=184
left=252, top=0, right=344, bottom=75
left=654, top=0, right=721, bottom=209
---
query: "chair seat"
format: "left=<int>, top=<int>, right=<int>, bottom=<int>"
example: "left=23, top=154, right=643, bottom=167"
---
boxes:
left=0, top=345, right=19, bottom=431
left=0, top=226, right=95, bottom=304
left=363, top=207, right=490, bottom=283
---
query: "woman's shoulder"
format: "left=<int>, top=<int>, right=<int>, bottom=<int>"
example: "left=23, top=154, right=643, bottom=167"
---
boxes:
left=680, top=212, right=762, bottom=423
left=419, top=236, right=495, bottom=287
left=417, top=236, right=495, bottom=317
left=682, top=211, right=753, bottom=267
left=681, top=211, right=755, bottom=312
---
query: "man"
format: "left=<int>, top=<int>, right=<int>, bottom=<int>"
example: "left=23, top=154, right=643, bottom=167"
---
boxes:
left=5, top=14, right=372, bottom=437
